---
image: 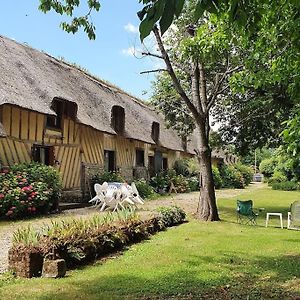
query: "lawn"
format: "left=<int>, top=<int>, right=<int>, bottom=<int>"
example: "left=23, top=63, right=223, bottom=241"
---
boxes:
left=0, top=184, right=299, bottom=300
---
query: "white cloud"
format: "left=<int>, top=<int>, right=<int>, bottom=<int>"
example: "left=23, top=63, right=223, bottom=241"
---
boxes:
left=124, top=23, right=139, bottom=34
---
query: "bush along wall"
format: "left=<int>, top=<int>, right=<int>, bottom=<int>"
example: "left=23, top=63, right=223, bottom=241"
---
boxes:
left=0, top=163, right=61, bottom=219
left=8, top=206, right=186, bottom=278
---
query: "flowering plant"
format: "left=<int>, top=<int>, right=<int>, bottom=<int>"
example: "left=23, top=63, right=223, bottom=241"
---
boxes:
left=0, top=163, right=61, bottom=219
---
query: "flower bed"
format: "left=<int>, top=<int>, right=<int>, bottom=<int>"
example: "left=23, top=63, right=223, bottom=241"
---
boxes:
left=9, top=206, right=186, bottom=278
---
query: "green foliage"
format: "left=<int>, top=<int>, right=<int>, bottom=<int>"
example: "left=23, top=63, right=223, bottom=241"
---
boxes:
left=0, top=163, right=61, bottom=219
left=234, top=163, right=254, bottom=185
left=171, top=174, right=190, bottom=193
left=151, top=73, right=195, bottom=138
left=186, top=176, right=199, bottom=192
left=212, top=166, right=223, bottom=189
left=39, top=0, right=101, bottom=40
left=150, top=170, right=190, bottom=194
left=268, top=171, right=288, bottom=185
left=138, top=0, right=260, bottom=41
left=90, top=171, right=124, bottom=195
left=11, top=162, right=62, bottom=204
left=240, top=148, right=275, bottom=167
left=91, top=171, right=124, bottom=184
left=259, top=158, right=277, bottom=178
left=219, top=165, right=245, bottom=189
left=11, top=206, right=186, bottom=268
left=173, top=159, right=190, bottom=177
left=272, top=181, right=299, bottom=191
left=156, top=206, right=186, bottom=227
left=281, top=112, right=300, bottom=158
left=187, top=158, right=200, bottom=176
left=134, top=179, right=156, bottom=199
left=150, top=170, right=176, bottom=194
left=12, top=226, right=41, bottom=247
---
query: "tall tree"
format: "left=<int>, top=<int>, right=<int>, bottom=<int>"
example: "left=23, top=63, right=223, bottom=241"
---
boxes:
left=142, top=5, right=245, bottom=220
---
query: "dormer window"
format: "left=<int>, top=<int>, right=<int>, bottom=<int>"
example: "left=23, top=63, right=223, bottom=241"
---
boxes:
left=46, top=99, right=63, bottom=129
left=111, top=105, right=125, bottom=134
left=46, top=98, right=77, bottom=130
left=151, top=122, right=160, bottom=143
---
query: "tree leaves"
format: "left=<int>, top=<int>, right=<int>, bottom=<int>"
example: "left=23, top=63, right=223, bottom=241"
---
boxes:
left=138, top=0, right=185, bottom=41
left=38, top=0, right=100, bottom=40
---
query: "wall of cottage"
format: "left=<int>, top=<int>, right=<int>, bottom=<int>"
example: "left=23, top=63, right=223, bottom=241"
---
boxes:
left=0, top=104, right=188, bottom=201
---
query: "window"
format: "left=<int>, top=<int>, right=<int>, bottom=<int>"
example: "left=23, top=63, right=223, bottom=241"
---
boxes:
left=46, top=100, right=64, bottom=129
left=136, top=149, right=145, bottom=167
left=151, top=122, right=160, bottom=143
left=32, top=145, right=54, bottom=166
left=162, top=157, right=168, bottom=170
left=111, top=106, right=125, bottom=134
left=46, top=99, right=77, bottom=130
left=104, top=150, right=116, bottom=172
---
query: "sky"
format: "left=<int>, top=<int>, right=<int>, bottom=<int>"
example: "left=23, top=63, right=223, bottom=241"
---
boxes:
left=0, top=1, right=161, bottom=100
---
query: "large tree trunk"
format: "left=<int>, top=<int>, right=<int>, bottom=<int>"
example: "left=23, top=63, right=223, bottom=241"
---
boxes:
left=196, top=123, right=220, bottom=221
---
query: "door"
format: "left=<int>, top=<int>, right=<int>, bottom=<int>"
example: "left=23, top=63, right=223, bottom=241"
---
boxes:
left=104, top=150, right=116, bottom=172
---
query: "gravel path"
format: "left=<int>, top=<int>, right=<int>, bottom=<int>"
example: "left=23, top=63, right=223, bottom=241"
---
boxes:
left=0, top=183, right=264, bottom=273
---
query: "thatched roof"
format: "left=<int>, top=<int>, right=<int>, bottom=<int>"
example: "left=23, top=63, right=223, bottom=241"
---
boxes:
left=0, top=122, right=6, bottom=137
left=0, top=35, right=198, bottom=153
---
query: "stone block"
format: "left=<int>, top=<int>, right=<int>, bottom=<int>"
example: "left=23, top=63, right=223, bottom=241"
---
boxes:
left=42, top=259, right=66, bottom=278
left=8, top=248, right=43, bottom=278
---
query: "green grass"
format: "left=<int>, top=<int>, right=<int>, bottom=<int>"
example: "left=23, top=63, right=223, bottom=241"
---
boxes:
left=0, top=185, right=299, bottom=299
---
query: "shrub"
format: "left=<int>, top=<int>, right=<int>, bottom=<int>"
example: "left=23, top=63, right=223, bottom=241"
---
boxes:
left=268, top=170, right=288, bottom=184
left=174, top=159, right=190, bottom=176
left=91, top=171, right=124, bottom=185
left=272, top=181, right=299, bottom=191
left=187, top=158, right=200, bottom=176
left=234, top=163, right=254, bottom=185
left=91, top=171, right=124, bottom=196
left=0, top=163, right=61, bottom=219
left=10, top=162, right=61, bottom=207
left=134, top=179, right=156, bottom=199
left=259, top=157, right=277, bottom=178
left=150, top=171, right=173, bottom=194
left=186, top=176, right=199, bottom=191
left=212, top=166, right=223, bottom=189
left=219, top=165, right=245, bottom=189
left=156, top=206, right=186, bottom=227
left=172, top=174, right=190, bottom=193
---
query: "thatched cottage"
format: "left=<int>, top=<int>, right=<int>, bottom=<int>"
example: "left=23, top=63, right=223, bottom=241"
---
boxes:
left=0, top=35, right=226, bottom=200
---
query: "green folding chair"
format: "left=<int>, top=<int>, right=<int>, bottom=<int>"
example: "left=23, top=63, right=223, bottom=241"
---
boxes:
left=236, top=200, right=258, bottom=225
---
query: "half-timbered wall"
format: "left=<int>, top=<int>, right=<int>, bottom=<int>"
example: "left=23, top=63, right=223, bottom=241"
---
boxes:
left=0, top=104, right=192, bottom=198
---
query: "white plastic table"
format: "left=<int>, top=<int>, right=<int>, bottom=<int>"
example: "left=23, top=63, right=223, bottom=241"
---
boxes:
left=265, top=212, right=283, bottom=229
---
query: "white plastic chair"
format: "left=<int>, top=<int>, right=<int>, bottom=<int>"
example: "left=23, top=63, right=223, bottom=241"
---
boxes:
left=129, top=182, right=144, bottom=205
left=105, top=185, right=135, bottom=212
left=89, top=183, right=107, bottom=209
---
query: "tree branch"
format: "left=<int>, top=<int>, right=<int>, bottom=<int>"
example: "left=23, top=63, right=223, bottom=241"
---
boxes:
left=141, top=52, right=164, bottom=59
left=140, top=69, right=167, bottom=74
left=207, top=65, right=243, bottom=112
left=152, top=25, right=203, bottom=121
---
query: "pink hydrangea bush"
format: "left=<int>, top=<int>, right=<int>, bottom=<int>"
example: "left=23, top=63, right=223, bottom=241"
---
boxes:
left=0, top=164, right=61, bottom=219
